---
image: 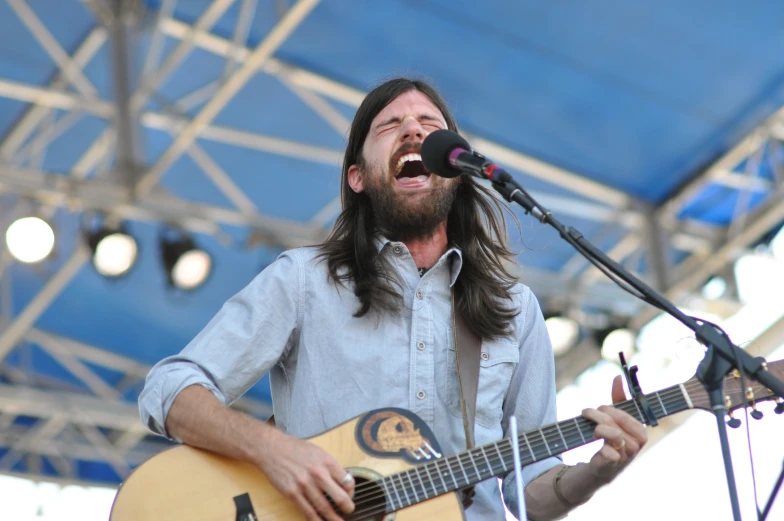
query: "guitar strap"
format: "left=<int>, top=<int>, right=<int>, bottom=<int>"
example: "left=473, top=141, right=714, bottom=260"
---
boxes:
left=452, top=292, right=482, bottom=510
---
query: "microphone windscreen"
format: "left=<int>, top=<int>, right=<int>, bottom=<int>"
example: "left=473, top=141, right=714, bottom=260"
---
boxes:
left=421, top=129, right=471, bottom=178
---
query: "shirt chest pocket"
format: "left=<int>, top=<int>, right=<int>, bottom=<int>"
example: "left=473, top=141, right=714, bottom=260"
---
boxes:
left=444, top=333, right=520, bottom=429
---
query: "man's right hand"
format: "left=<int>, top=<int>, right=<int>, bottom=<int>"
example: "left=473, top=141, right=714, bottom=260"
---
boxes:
left=255, top=429, right=355, bottom=521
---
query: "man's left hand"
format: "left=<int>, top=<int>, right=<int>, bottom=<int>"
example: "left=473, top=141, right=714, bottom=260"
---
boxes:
left=581, top=375, right=648, bottom=484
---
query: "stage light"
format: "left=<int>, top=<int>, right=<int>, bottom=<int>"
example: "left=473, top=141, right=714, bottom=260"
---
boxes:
left=5, top=216, right=55, bottom=263
left=545, top=315, right=580, bottom=356
left=160, top=234, right=211, bottom=290
left=701, top=275, right=727, bottom=300
left=600, top=327, right=637, bottom=364
left=85, top=225, right=138, bottom=277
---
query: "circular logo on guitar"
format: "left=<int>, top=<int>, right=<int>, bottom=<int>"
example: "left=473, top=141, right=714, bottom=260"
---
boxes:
left=356, top=408, right=442, bottom=463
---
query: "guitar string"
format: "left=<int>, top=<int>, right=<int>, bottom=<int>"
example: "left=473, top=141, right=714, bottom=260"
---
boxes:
left=344, top=379, right=763, bottom=521
left=339, top=389, right=691, bottom=520
left=342, top=379, right=768, bottom=518
left=343, top=384, right=695, bottom=515
left=339, top=385, right=697, bottom=517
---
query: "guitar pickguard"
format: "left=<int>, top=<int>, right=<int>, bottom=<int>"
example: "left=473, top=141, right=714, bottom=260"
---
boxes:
left=355, top=408, right=443, bottom=464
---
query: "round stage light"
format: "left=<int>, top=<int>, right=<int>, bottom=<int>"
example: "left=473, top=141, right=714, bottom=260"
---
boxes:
left=91, top=230, right=138, bottom=277
left=5, top=216, right=55, bottom=263
left=160, top=235, right=211, bottom=290
left=545, top=315, right=580, bottom=356
left=600, top=328, right=636, bottom=364
left=171, top=248, right=211, bottom=290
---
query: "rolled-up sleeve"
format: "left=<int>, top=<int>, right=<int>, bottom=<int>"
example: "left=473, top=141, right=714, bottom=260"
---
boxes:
left=138, top=250, right=302, bottom=439
left=501, top=287, right=562, bottom=517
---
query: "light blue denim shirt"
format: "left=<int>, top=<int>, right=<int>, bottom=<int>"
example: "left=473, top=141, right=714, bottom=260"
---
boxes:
left=139, top=239, right=561, bottom=520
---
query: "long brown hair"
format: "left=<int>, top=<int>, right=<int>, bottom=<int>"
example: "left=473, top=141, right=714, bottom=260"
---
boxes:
left=318, top=78, right=520, bottom=339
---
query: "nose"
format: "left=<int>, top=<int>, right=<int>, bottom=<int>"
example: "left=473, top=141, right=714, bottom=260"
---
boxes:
left=400, top=117, right=425, bottom=143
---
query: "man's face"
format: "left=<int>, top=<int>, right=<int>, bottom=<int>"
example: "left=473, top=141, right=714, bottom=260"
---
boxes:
left=348, top=90, right=459, bottom=241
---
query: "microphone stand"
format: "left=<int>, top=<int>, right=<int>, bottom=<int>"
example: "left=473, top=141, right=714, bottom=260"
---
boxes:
left=760, top=458, right=784, bottom=520
left=489, top=178, right=784, bottom=521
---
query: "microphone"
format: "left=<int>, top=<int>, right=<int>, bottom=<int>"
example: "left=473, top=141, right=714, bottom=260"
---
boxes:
left=421, top=129, right=513, bottom=183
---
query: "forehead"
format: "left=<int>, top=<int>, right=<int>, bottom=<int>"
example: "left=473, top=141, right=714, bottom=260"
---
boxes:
left=370, top=90, right=446, bottom=128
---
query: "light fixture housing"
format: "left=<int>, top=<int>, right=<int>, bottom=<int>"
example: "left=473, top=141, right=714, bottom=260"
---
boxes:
left=160, top=233, right=212, bottom=290
left=84, top=223, right=139, bottom=278
left=5, top=215, right=55, bottom=263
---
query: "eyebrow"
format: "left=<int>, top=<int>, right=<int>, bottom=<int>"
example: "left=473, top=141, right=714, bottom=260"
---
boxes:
left=374, top=114, right=445, bottom=130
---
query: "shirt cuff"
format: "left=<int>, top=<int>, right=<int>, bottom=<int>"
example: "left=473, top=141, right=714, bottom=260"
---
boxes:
left=139, top=365, right=226, bottom=441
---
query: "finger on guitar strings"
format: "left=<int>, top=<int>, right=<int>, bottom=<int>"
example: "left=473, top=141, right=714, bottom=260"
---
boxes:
left=319, top=464, right=355, bottom=514
left=595, top=405, right=648, bottom=447
left=305, top=480, right=346, bottom=521
left=288, top=487, right=324, bottom=521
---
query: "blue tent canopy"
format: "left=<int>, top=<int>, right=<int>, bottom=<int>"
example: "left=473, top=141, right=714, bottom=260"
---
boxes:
left=0, top=0, right=783, bottom=487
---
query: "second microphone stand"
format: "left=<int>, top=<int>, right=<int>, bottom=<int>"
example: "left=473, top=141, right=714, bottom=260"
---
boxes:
left=490, top=177, right=784, bottom=521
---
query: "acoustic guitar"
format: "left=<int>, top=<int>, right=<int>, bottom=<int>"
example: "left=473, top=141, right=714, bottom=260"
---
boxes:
left=110, top=360, right=783, bottom=521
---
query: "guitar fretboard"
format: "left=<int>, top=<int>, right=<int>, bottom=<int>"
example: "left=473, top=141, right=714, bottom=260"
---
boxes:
left=375, top=382, right=692, bottom=513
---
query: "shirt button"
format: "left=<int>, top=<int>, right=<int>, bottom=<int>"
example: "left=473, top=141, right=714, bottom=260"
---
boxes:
left=393, top=245, right=402, bottom=254
left=417, top=341, right=426, bottom=351
left=416, top=390, right=426, bottom=400
left=416, top=290, right=424, bottom=300
left=481, top=352, right=489, bottom=361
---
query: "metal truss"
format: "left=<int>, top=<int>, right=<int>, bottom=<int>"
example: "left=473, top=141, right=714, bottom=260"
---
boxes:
left=0, top=0, right=783, bottom=486
left=0, top=321, right=272, bottom=480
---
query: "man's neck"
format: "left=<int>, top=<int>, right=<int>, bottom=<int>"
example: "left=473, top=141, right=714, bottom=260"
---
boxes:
left=401, top=221, right=449, bottom=270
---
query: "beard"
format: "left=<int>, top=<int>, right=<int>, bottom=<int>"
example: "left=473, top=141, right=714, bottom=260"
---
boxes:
left=361, top=151, right=459, bottom=242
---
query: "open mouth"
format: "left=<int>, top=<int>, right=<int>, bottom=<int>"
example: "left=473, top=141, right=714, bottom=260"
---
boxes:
left=394, top=152, right=431, bottom=188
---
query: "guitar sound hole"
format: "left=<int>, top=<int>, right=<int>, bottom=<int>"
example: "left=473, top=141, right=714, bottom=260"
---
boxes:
left=343, top=476, right=390, bottom=521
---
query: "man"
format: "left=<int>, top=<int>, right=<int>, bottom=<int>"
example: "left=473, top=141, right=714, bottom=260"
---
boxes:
left=139, top=77, right=647, bottom=521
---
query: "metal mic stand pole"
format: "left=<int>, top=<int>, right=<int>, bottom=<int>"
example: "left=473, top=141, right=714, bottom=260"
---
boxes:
left=488, top=178, right=784, bottom=521
left=760, top=458, right=784, bottom=521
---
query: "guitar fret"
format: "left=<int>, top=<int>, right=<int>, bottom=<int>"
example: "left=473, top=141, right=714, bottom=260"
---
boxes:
left=539, top=428, right=552, bottom=456
left=656, top=392, right=668, bottom=415
left=480, top=446, right=494, bottom=476
left=422, top=462, right=438, bottom=497
left=405, top=471, right=420, bottom=503
left=555, top=423, right=568, bottom=450
left=679, top=384, right=693, bottom=408
left=396, top=472, right=411, bottom=507
left=446, top=457, right=460, bottom=489
left=521, top=431, right=535, bottom=460
left=495, top=442, right=509, bottom=472
left=466, top=450, right=480, bottom=481
left=381, top=477, right=397, bottom=512
left=415, top=467, right=428, bottom=500
left=455, top=454, right=470, bottom=484
left=434, top=459, right=449, bottom=493
left=574, top=418, right=587, bottom=444
left=631, top=400, right=644, bottom=422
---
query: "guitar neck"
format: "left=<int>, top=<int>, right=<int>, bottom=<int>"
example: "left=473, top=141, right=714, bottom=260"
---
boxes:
left=378, top=381, right=694, bottom=512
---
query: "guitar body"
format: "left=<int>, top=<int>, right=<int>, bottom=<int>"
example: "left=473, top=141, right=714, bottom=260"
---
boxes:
left=110, top=408, right=464, bottom=521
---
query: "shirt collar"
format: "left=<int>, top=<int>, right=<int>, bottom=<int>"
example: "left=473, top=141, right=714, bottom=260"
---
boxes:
left=374, top=234, right=463, bottom=287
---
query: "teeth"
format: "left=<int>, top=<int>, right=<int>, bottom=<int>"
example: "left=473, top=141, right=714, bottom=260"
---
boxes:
left=396, top=153, right=422, bottom=170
